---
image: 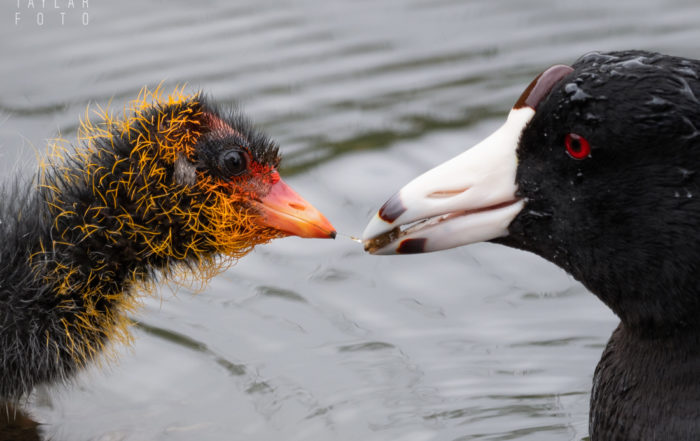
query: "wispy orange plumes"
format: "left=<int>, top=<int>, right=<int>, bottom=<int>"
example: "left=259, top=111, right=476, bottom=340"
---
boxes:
left=30, top=86, right=283, bottom=368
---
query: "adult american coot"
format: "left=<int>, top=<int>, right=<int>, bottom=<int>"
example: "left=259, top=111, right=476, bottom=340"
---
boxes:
left=0, top=87, right=335, bottom=400
left=363, top=50, right=700, bottom=440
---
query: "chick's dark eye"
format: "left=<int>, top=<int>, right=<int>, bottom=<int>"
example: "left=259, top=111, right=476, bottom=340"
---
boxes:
left=219, top=149, right=248, bottom=177
left=565, top=133, right=591, bottom=160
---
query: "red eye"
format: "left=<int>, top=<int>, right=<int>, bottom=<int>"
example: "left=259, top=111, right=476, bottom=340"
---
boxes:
left=565, top=133, right=590, bottom=160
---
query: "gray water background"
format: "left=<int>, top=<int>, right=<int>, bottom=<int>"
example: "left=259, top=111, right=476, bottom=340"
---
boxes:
left=1, top=1, right=699, bottom=440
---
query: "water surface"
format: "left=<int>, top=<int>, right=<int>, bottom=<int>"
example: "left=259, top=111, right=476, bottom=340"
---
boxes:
left=2, top=1, right=699, bottom=440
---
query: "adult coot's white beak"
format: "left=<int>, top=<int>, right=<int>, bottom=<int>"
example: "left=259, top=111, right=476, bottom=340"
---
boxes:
left=362, top=64, right=574, bottom=255
left=362, top=107, right=533, bottom=254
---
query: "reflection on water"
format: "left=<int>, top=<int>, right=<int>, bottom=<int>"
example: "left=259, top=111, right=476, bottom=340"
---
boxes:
left=1, top=0, right=699, bottom=440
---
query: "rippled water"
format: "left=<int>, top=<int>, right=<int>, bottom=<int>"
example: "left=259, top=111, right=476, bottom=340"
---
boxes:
left=1, top=1, right=700, bottom=440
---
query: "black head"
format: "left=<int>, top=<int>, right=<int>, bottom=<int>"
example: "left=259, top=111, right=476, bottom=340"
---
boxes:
left=50, top=88, right=335, bottom=267
left=501, top=51, right=700, bottom=330
left=364, top=50, right=700, bottom=332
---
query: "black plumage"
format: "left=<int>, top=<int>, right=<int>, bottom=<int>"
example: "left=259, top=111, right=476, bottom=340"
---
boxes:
left=364, top=50, right=700, bottom=441
left=497, top=51, right=700, bottom=440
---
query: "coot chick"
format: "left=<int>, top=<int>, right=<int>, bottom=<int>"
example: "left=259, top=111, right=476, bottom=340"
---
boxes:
left=0, top=87, right=335, bottom=400
left=363, top=50, right=700, bottom=440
